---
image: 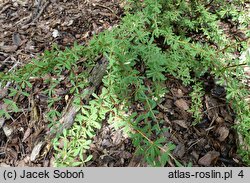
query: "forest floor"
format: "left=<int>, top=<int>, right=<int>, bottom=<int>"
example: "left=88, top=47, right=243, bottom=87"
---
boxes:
left=0, top=0, right=248, bottom=167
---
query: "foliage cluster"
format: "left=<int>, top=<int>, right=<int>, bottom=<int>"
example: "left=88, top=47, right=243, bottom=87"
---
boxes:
left=0, top=0, right=250, bottom=166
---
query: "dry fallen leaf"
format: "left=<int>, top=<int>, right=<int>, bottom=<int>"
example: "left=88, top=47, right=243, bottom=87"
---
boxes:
left=111, top=130, right=123, bottom=145
left=14, top=0, right=29, bottom=6
left=205, top=95, right=219, bottom=121
left=174, top=99, right=189, bottom=111
left=30, top=141, right=44, bottom=162
left=198, top=151, right=220, bottom=166
left=3, top=124, right=14, bottom=137
left=173, top=143, right=185, bottom=158
left=171, top=88, right=184, bottom=98
left=215, top=116, right=224, bottom=124
left=24, top=40, right=36, bottom=52
left=220, top=107, right=233, bottom=122
left=191, top=151, right=199, bottom=161
left=0, top=45, right=18, bottom=52
left=216, top=126, right=229, bottom=142
left=12, top=32, right=21, bottom=46
left=22, top=127, right=32, bottom=142
left=172, top=120, right=188, bottom=129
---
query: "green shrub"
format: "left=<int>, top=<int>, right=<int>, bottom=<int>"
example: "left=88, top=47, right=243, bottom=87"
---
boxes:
left=1, top=0, right=249, bottom=166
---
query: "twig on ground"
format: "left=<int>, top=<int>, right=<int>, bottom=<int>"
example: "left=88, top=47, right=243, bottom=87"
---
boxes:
left=92, top=3, right=115, bottom=14
left=0, top=3, right=11, bottom=14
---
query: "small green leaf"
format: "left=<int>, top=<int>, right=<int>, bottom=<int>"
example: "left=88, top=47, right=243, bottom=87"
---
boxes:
left=71, top=162, right=82, bottom=167
left=84, top=155, right=93, bottom=163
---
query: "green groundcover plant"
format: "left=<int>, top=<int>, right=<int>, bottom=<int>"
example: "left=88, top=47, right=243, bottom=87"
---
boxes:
left=0, top=0, right=250, bottom=166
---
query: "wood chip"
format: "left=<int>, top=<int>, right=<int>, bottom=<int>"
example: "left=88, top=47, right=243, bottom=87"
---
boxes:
left=205, top=95, right=219, bottom=121
left=171, top=88, right=184, bottom=98
left=173, top=143, right=185, bottom=158
left=198, top=151, right=220, bottom=166
left=22, top=127, right=32, bottom=142
left=216, top=126, right=229, bottom=142
left=0, top=45, right=18, bottom=52
left=172, top=120, right=188, bottom=129
left=3, top=124, right=14, bottom=137
left=215, top=116, right=224, bottom=124
left=191, top=151, right=199, bottom=161
left=174, top=99, right=189, bottom=111
left=30, top=141, right=44, bottom=162
left=12, top=32, right=21, bottom=46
